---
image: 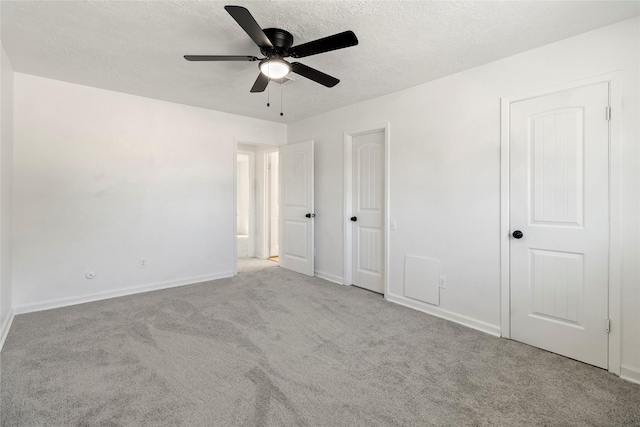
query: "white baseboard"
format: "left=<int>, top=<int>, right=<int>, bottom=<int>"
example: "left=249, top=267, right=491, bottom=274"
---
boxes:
left=13, top=271, right=234, bottom=315
left=314, top=270, right=344, bottom=285
left=0, top=309, right=15, bottom=352
left=620, top=365, right=640, bottom=385
left=386, top=293, right=501, bottom=337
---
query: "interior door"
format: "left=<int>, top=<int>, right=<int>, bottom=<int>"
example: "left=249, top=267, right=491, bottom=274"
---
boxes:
left=510, top=82, right=609, bottom=368
left=279, top=140, right=314, bottom=276
left=351, top=131, right=384, bottom=294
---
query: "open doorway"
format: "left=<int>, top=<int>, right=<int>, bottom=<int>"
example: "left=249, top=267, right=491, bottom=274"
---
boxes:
left=236, top=152, right=253, bottom=260
left=266, top=151, right=279, bottom=262
left=235, top=142, right=280, bottom=273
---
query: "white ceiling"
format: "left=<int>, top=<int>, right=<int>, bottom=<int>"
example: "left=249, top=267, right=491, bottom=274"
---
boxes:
left=2, top=1, right=639, bottom=124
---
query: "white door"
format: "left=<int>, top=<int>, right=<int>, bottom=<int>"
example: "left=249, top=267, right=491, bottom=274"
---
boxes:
left=279, top=141, right=314, bottom=276
left=510, top=82, right=609, bottom=368
left=351, top=131, right=385, bottom=294
left=269, top=152, right=279, bottom=257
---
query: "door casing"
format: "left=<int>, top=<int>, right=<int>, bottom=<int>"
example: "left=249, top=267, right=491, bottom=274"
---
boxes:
left=344, top=123, right=390, bottom=295
left=500, top=72, right=622, bottom=375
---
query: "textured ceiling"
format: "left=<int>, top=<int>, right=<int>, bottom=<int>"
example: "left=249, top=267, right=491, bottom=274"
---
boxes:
left=2, top=1, right=639, bottom=123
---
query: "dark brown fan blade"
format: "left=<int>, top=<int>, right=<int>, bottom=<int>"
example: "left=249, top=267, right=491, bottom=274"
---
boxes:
left=224, top=6, right=273, bottom=49
left=184, top=55, right=259, bottom=61
left=250, top=72, right=270, bottom=93
left=291, top=62, right=339, bottom=87
left=289, top=31, right=358, bottom=58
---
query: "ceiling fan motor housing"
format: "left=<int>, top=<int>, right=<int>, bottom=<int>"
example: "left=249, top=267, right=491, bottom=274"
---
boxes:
left=261, top=28, right=294, bottom=58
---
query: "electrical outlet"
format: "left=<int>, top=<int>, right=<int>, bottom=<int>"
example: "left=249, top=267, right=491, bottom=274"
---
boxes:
left=86, top=271, right=95, bottom=279
left=439, top=276, right=447, bottom=288
left=140, top=258, right=147, bottom=268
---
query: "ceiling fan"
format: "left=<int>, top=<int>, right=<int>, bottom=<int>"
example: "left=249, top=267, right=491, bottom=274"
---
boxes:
left=184, top=5, right=359, bottom=93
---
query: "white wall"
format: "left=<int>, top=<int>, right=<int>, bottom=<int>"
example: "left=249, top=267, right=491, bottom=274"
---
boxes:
left=12, top=73, right=286, bottom=313
left=288, top=18, right=640, bottom=378
left=0, top=44, right=14, bottom=345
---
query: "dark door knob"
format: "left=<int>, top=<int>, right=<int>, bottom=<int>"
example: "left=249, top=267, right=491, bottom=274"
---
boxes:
left=512, top=230, right=523, bottom=239
left=305, top=213, right=316, bottom=218
left=350, top=216, right=357, bottom=222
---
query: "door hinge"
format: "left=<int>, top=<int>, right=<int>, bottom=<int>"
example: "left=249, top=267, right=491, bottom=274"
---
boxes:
left=605, top=318, right=611, bottom=333
left=606, top=106, right=611, bottom=121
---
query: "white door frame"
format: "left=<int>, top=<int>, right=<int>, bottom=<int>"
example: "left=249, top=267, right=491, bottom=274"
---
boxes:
left=344, top=123, right=391, bottom=295
left=500, top=72, right=622, bottom=375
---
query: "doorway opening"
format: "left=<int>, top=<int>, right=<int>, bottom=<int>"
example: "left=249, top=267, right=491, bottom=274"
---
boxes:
left=234, top=142, right=280, bottom=273
left=236, top=152, right=253, bottom=260
left=266, top=151, right=279, bottom=263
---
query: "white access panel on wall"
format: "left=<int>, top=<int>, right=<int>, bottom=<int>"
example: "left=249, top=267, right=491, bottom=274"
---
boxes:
left=509, top=81, right=609, bottom=369
left=279, top=140, right=314, bottom=276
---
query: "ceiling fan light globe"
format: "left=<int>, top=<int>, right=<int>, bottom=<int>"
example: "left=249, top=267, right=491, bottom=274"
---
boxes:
left=260, top=59, right=291, bottom=79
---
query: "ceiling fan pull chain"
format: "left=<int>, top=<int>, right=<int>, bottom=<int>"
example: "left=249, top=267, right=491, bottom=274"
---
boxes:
left=280, top=84, right=284, bottom=117
left=267, top=63, right=271, bottom=107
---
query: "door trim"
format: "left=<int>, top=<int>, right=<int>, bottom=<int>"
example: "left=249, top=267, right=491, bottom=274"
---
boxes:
left=344, top=123, right=390, bottom=296
left=500, top=72, right=622, bottom=375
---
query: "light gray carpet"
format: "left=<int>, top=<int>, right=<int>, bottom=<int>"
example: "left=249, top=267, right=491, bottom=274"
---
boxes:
left=2, top=258, right=639, bottom=426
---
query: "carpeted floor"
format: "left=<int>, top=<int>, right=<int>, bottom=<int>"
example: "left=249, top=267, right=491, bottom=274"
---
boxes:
left=2, top=258, right=639, bottom=426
